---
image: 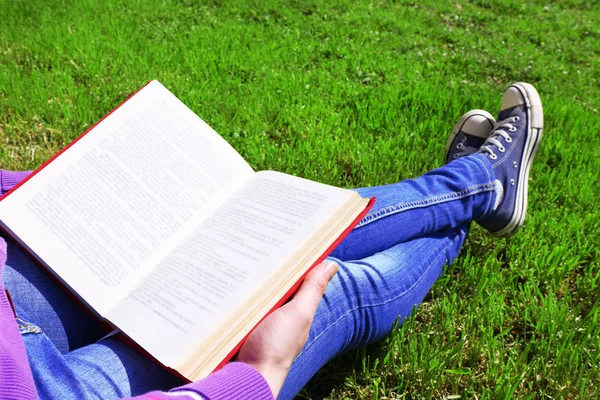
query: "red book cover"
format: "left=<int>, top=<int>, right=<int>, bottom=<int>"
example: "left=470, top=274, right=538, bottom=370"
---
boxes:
left=0, top=81, right=376, bottom=381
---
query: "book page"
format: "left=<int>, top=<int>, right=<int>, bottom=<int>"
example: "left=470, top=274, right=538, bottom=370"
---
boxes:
left=107, top=171, right=355, bottom=366
left=0, top=81, right=254, bottom=315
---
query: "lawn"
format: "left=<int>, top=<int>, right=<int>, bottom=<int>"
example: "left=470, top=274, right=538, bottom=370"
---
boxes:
left=1, top=0, right=599, bottom=398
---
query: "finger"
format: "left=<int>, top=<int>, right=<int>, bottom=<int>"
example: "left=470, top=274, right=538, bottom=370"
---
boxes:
left=287, top=261, right=338, bottom=318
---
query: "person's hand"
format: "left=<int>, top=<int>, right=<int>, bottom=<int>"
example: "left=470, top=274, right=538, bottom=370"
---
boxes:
left=236, top=261, right=339, bottom=398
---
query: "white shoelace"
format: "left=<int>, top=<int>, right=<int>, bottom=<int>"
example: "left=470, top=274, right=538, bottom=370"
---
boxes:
left=479, top=116, right=520, bottom=160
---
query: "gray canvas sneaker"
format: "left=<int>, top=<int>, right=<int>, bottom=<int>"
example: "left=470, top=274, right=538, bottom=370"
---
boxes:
left=477, top=82, right=544, bottom=237
left=445, top=109, right=495, bottom=164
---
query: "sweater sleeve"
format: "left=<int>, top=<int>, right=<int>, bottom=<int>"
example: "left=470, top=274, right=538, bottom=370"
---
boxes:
left=0, top=239, right=39, bottom=399
left=128, top=363, right=273, bottom=400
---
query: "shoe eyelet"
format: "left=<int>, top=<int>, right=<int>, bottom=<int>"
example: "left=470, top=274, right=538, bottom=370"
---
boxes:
left=454, top=154, right=459, bottom=159
left=490, top=153, right=498, bottom=160
left=505, top=137, right=513, bottom=143
left=456, top=143, right=463, bottom=149
left=513, top=116, right=520, bottom=122
left=499, top=146, right=505, bottom=152
left=509, top=126, right=517, bottom=132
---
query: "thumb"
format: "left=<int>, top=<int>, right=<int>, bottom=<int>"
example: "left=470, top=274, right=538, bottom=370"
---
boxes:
left=288, top=261, right=338, bottom=316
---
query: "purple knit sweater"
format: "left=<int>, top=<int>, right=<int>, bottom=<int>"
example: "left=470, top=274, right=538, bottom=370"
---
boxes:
left=0, top=170, right=273, bottom=400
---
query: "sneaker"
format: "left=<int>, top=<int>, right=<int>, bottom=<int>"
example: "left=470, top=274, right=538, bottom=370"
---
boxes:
left=445, top=110, right=495, bottom=164
left=477, top=82, right=544, bottom=237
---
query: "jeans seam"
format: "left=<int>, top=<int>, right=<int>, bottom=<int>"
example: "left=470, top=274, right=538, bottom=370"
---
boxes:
left=356, top=182, right=496, bottom=228
left=298, top=240, right=451, bottom=357
left=471, top=154, right=496, bottom=219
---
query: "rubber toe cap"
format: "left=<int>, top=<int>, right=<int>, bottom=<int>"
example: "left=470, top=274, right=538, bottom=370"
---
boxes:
left=500, top=87, right=526, bottom=111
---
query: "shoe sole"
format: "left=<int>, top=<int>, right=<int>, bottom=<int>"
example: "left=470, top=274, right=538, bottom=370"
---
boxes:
left=493, top=82, right=544, bottom=237
left=444, top=109, right=495, bottom=164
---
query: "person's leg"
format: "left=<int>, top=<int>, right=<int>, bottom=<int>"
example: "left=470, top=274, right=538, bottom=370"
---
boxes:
left=282, top=83, right=545, bottom=398
left=280, top=225, right=468, bottom=399
left=0, top=146, right=495, bottom=397
left=1, top=233, right=107, bottom=353
left=331, top=153, right=496, bottom=261
left=2, top=233, right=186, bottom=399
left=20, top=327, right=184, bottom=400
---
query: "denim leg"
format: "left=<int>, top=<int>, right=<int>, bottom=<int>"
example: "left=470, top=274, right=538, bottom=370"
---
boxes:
left=20, top=322, right=183, bottom=400
left=279, top=226, right=468, bottom=400
left=2, top=233, right=184, bottom=399
left=331, top=154, right=495, bottom=261
left=1, top=234, right=107, bottom=353
left=0, top=154, right=490, bottom=398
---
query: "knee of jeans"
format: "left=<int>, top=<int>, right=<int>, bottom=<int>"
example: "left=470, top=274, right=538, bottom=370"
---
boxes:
left=346, top=305, right=409, bottom=350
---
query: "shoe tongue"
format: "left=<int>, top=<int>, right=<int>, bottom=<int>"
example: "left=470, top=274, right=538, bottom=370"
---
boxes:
left=464, top=135, right=484, bottom=148
left=465, top=129, right=489, bottom=139
left=497, top=105, right=519, bottom=122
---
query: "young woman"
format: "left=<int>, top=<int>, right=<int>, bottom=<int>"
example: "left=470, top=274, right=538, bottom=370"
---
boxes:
left=0, top=82, right=543, bottom=400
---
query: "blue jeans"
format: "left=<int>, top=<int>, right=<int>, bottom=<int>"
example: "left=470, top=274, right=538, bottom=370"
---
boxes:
left=2, top=154, right=496, bottom=399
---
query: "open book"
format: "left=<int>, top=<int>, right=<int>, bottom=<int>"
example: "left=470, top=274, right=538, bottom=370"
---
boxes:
left=0, top=81, right=373, bottom=381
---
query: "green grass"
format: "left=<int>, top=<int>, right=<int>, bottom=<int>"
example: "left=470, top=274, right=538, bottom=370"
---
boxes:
left=1, top=0, right=599, bottom=398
